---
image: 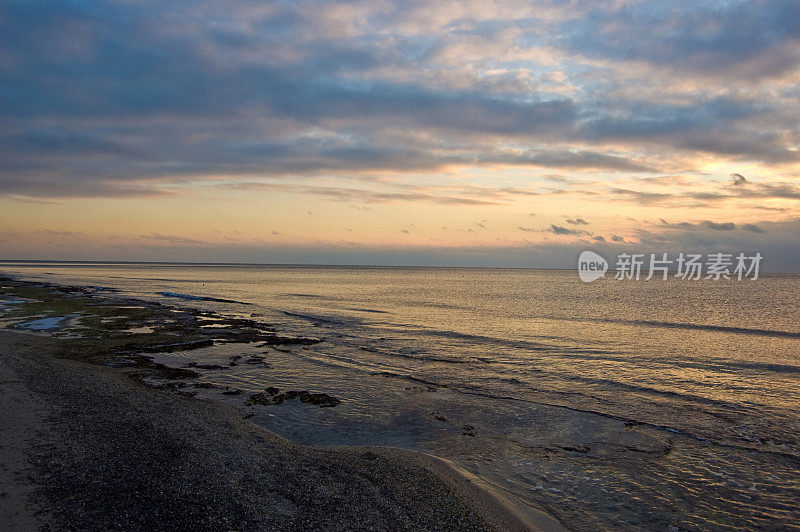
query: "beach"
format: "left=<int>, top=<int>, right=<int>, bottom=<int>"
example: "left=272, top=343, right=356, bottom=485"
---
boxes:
left=2, top=267, right=799, bottom=530
left=0, top=277, right=563, bottom=531
left=4, top=0, right=800, bottom=528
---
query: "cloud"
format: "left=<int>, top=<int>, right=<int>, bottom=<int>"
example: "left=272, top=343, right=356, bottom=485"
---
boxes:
left=608, top=188, right=674, bottom=205
left=2, top=0, right=797, bottom=200
left=5, top=217, right=800, bottom=271
left=660, top=220, right=766, bottom=234
left=736, top=184, right=800, bottom=201
left=566, top=217, right=588, bottom=225
left=547, top=224, right=588, bottom=236
left=37, top=229, right=82, bottom=237
left=588, top=182, right=800, bottom=208
left=629, top=217, right=800, bottom=271
left=0, top=1, right=798, bottom=273
left=702, top=221, right=736, bottom=231
left=731, top=173, right=748, bottom=186
left=142, top=233, right=205, bottom=245
left=565, top=0, right=800, bottom=78
left=742, top=224, right=765, bottom=233
left=637, top=175, right=693, bottom=186
left=220, top=181, right=504, bottom=206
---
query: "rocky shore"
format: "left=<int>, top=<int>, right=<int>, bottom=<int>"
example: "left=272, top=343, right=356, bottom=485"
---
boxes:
left=0, top=277, right=560, bottom=531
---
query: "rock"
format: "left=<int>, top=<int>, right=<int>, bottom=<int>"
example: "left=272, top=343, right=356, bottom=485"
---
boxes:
left=194, top=364, right=225, bottom=370
left=246, top=389, right=340, bottom=408
left=139, top=339, right=214, bottom=353
left=246, top=392, right=280, bottom=406
left=285, top=390, right=341, bottom=408
left=154, top=366, right=200, bottom=380
left=256, top=335, right=322, bottom=346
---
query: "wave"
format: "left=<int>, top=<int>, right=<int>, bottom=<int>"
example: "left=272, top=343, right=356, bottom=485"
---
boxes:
left=454, top=385, right=800, bottom=459
left=282, top=310, right=369, bottom=327
left=108, top=276, right=208, bottom=283
left=557, top=374, right=739, bottom=409
left=536, top=350, right=800, bottom=377
left=359, top=346, right=469, bottom=364
left=370, top=371, right=443, bottom=388
left=158, top=291, right=248, bottom=305
left=576, top=317, right=800, bottom=339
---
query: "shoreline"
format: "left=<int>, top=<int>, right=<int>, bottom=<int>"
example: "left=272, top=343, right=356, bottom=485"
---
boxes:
left=0, top=276, right=564, bottom=531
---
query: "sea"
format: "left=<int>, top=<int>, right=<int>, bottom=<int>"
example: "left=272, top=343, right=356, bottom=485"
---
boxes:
left=2, top=262, right=799, bottom=530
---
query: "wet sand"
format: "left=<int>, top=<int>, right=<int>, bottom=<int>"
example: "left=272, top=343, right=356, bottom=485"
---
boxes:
left=0, top=330, right=563, bottom=531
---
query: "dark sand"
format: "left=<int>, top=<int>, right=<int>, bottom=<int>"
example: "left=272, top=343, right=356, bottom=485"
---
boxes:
left=0, top=330, right=563, bottom=531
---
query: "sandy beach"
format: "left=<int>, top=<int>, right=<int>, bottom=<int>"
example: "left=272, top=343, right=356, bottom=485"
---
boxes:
left=0, top=279, right=563, bottom=531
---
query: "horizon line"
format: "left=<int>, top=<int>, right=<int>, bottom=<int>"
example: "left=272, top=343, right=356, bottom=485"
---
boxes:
left=1, top=259, right=797, bottom=275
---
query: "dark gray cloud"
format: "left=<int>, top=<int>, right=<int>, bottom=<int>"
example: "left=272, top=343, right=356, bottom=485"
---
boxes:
left=659, top=220, right=767, bottom=234
left=0, top=0, right=797, bottom=199
left=577, top=100, right=799, bottom=164
left=566, top=0, right=800, bottom=77
left=742, top=224, right=765, bottom=233
left=628, top=217, right=800, bottom=272
left=702, top=221, right=736, bottom=231
left=608, top=188, right=674, bottom=205
left=731, top=173, right=748, bottom=186
left=548, top=224, right=589, bottom=236
left=144, top=233, right=205, bottom=245
left=736, top=184, right=800, bottom=200
left=598, top=183, right=800, bottom=208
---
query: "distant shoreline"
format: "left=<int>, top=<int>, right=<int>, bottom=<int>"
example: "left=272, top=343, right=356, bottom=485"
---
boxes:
left=0, top=259, right=577, bottom=271
left=3, top=260, right=797, bottom=275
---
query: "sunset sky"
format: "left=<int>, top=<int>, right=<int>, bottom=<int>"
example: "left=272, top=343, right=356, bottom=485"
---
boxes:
left=2, top=0, right=800, bottom=269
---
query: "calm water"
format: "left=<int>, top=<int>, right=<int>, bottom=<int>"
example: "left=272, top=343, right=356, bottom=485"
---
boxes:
left=3, top=262, right=800, bottom=530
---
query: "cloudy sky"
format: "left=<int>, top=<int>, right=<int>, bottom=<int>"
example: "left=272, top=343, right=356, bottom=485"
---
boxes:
left=1, top=0, right=799, bottom=269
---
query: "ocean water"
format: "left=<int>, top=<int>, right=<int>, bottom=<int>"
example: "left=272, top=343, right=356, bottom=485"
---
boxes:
left=3, top=262, right=799, bottom=530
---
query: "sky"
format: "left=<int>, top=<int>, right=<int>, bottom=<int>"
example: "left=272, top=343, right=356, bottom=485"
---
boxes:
left=1, top=0, right=799, bottom=269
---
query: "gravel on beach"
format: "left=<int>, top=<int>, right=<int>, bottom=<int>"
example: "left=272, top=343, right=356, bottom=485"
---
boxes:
left=0, top=330, right=538, bottom=531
